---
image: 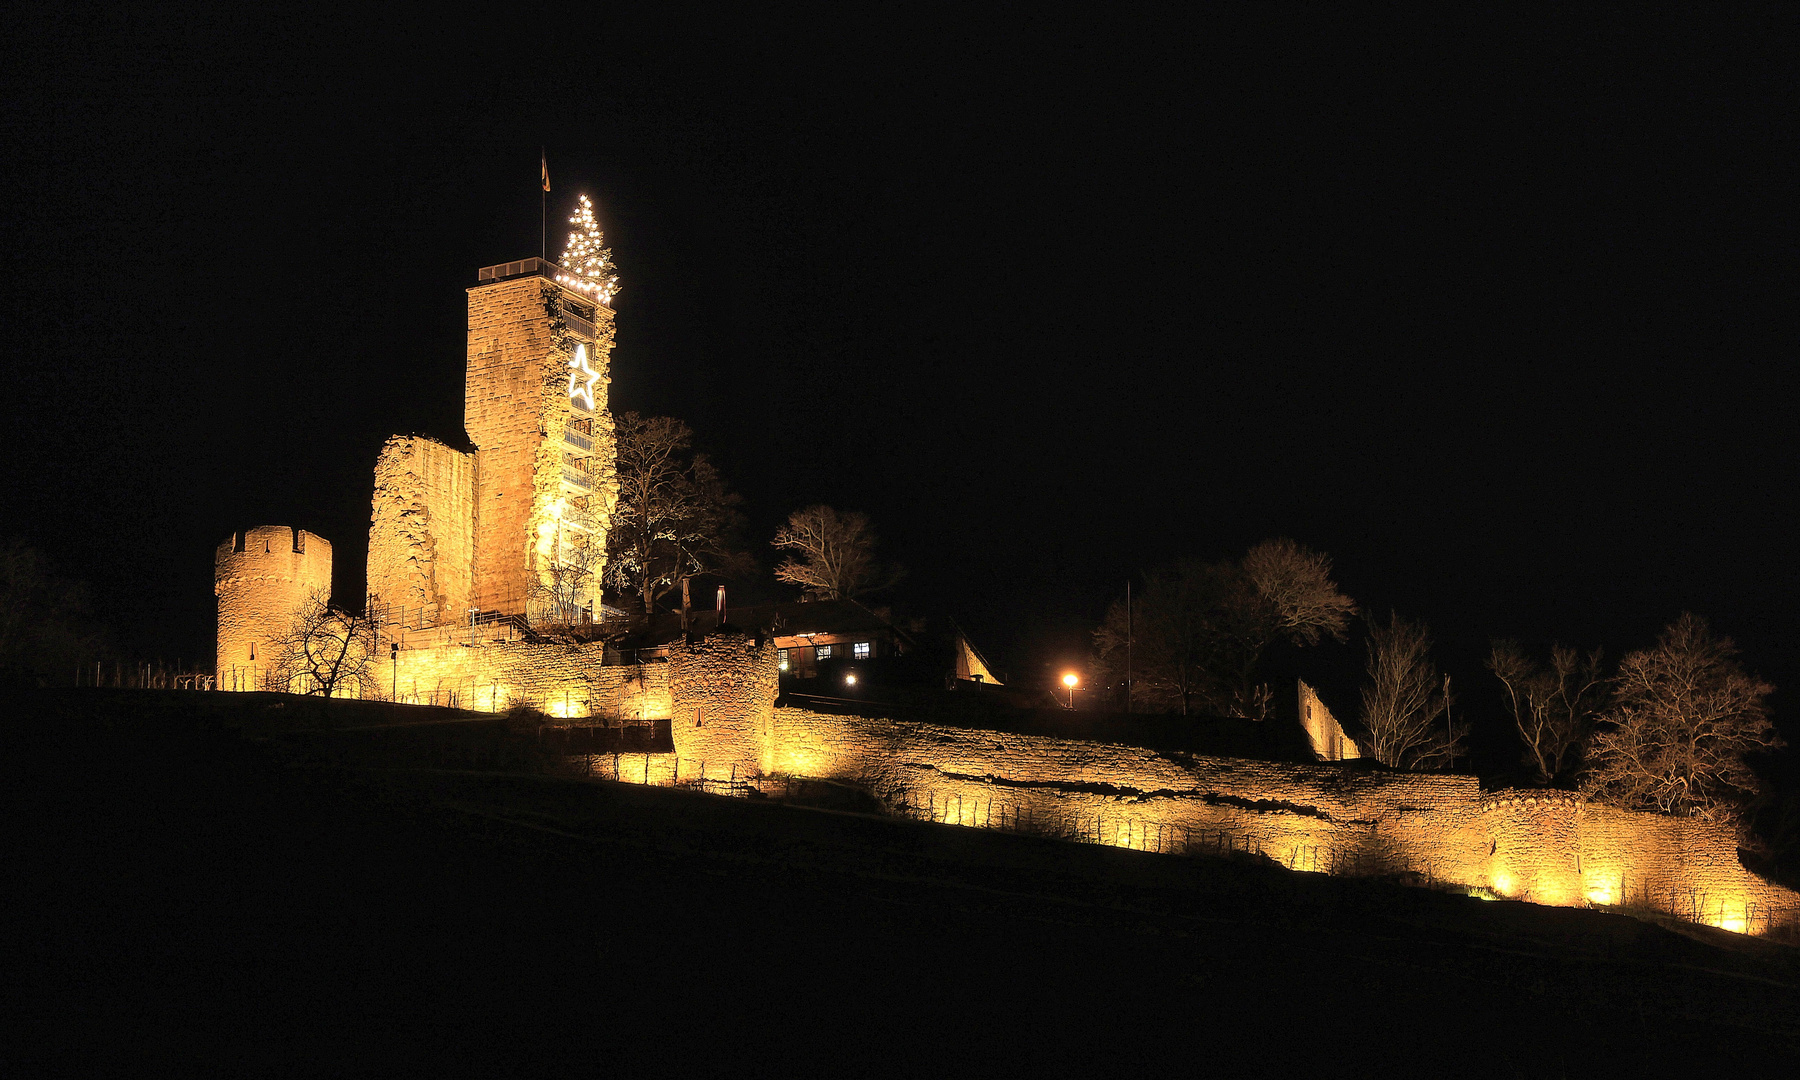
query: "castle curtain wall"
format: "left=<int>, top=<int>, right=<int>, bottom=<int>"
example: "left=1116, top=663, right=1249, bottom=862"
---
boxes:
left=383, top=635, right=669, bottom=720
left=766, top=708, right=1800, bottom=929
left=249, top=619, right=1800, bottom=932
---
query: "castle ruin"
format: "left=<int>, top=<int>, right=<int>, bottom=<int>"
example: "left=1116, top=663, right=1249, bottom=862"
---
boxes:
left=214, top=250, right=1800, bottom=937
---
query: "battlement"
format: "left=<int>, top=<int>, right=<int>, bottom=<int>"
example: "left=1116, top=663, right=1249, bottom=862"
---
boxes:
left=215, top=527, right=333, bottom=582
left=217, top=525, right=318, bottom=557
left=1481, top=789, right=1584, bottom=814
left=215, top=525, right=334, bottom=689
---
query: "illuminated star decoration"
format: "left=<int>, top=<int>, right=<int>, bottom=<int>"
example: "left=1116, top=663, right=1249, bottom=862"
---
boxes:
left=567, top=343, right=600, bottom=410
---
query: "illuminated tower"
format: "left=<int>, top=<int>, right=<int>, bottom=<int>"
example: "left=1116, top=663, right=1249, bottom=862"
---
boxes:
left=465, top=257, right=617, bottom=621
left=214, top=526, right=332, bottom=690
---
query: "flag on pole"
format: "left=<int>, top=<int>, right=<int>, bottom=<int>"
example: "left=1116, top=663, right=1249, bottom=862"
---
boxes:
left=541, top=150, right=550, bottom=192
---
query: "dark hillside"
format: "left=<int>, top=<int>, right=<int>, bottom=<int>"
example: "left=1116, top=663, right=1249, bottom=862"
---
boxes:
left=7, top=690, right=1800, bottom=1074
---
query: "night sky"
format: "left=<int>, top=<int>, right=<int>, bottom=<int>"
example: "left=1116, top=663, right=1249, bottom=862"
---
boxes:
left=4, top=10, right=1795, bottom=743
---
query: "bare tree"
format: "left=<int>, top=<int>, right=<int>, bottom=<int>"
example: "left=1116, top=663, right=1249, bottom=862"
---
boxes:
left=1092, top=539, right=1354, bottom=717
left=772, top=505, right=898, bottom=600
left=1360, top=613, right=1454, bottom=768
left=1488, top=640, right=1607, bottom=785
left=1092, top=559, right=1226, bottom=715
left=530, top=518, right=603, bottom=633
left=269, top=590, right=380, bottom=698
left=1584, top=613, right=1780, bottom=821
left=1240, top=538, right=1359, bottom=647
left=605, top=413, right=748, bottom=617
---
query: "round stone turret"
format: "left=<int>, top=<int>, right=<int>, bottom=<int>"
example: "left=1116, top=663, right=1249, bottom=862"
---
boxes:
left=214, top=526, right=332, bottom=691
left=1481, top=789, right=1583, bottom=905
left=668, top=629, right=779, bottom=780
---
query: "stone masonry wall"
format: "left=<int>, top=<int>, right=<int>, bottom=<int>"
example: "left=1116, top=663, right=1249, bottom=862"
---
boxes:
left=214, top=526, right=332, bottom=691
left=385, top=635, right=670, bottom=720
left=466, top=276, right=558, bottom=615
left=367, top=435, right=474, bottom=624
left=1298, top=679, right=1360, bottom=761
left=668, top=632, right=781, bottom=778
left=771, top=707, right=1487, bottom=875
left=768, top=707, right=1800, bottom=932
left=464, top=274, right=616, bottom=618
left=1486, top=791, right=1798, bottom=934
left=534, top=291, right=617, bottom=620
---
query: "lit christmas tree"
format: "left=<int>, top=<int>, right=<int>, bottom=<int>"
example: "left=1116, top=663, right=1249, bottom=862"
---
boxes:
left=557, top=194, right=620, bottom=305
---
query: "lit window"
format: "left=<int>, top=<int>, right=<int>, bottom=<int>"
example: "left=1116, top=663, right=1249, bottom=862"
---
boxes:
left=853, top=642, right=871, bottom=659
left=778, top=648, right=790, bottom=672
left=816, top=644, right=832, bottom=661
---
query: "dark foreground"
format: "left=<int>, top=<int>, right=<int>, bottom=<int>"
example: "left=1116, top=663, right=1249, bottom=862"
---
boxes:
left=7, top=691, right=1800, bottom=1076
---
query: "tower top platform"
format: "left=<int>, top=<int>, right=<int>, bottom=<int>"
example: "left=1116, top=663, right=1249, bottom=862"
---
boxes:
left=474, top=258, right=614, bottom=311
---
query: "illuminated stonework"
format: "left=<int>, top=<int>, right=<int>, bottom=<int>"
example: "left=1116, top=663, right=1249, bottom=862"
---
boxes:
left=214, top=526, right=332, bottom=692
left=465, top=266, right=616, bottom=621
left=217, top=247, right=1800, bottom=940
left=367, top=435, right=474, bottom=621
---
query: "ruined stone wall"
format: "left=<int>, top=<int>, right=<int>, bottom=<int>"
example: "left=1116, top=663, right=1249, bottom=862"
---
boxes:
left=1298, top=679, right=1360, bottom=761
left=770, top=707, right=1487, bottom=875
left=367, top=435, right=474, bottom=624
left=383, top=635, right=669, bottom=720
left=464, top=274, right=615, bottom=619
left=214, top=526, right=332, bottom=691
left=1486, top=792, right=1799, bottom=934
left=766, top=708, right=1800, bottom=931
left=668, top=632, right=781, bottom=777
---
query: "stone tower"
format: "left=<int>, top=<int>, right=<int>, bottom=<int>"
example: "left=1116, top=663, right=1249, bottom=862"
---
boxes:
left=366, top=257, right=617, bottom=628
left=1483, top=790, right=1584, bottom=905
left=669, top=629, right=782, bottom=779
left=465, top=258, right=617, bottom=621
left=214, top=526, right=332, bottom=690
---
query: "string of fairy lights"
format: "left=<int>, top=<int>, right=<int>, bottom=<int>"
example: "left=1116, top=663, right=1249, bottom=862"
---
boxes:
left=555, top=193, right=620, bottom=306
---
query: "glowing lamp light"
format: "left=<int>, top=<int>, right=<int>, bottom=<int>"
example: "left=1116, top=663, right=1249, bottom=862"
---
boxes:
left=845, top=674, right=858, bottom=686
left=1062, top=673, right=1079, bottom=688
left=1062, top=672, right=1078, bottom=707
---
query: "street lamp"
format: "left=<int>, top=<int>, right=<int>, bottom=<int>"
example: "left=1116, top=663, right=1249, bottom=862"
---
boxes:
left=1062, top=672, right=1078, bottom=708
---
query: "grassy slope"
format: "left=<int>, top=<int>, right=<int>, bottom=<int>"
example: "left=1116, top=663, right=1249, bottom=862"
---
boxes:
left=6, top=690, right=1800, bottom=1076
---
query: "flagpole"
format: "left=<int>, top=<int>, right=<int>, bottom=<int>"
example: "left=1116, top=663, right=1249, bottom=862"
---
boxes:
left=540, top=147, right=547, bottom=261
